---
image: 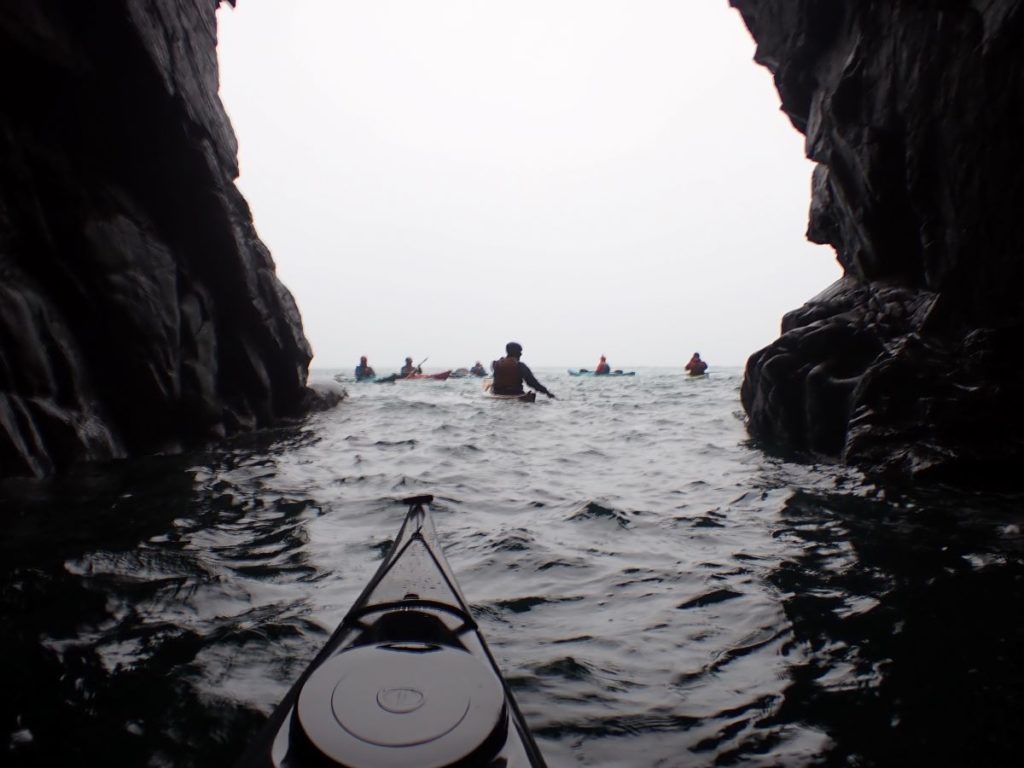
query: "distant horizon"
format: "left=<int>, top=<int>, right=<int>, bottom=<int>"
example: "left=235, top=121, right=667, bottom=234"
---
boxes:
left=310, top=359, right=747, bottom=373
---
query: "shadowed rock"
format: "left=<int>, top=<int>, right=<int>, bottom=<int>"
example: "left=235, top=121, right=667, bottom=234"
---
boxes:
left=732, top=0, right=1024, bottom=484
left=0, top=1, right=328, bottom=478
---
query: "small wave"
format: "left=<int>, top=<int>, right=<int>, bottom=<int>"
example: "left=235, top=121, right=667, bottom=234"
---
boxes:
left=272, top=498, right=319, bottom=516
left=491, top=530, right=533, bottom=552
left=369, top=538, right=393, bottom=558
left=710, top=627, right=788, bottom=671
left=216, top=608, right=325, bottom=646
left=552, top=634, right=594, bottom=645
left=537, top=559, right=581, bottom=571
left=676, top=588, right=743, bottom=610
left=533, top=655, right=594, bottom=681
left=614, top=574, right=665, bottom=588
left=444, top=443, right=482, bottom=456
left=536, top=711, right=700, bottom=738
left=493, top=595, right=583, bottom=614
left=689, top=693, right=782, bottom=753
left=689, top=510, right=727, bottom=528
left=568, top=501, right=632, bottom=528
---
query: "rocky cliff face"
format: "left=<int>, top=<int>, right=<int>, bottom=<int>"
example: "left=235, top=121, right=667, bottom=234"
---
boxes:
left=732, top=0, right=1024, bottom=484
left=0, top=0, right=317, bottom=478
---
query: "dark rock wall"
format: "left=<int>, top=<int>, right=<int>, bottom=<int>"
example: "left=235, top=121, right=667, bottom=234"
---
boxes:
left=0, top=0, right=314, bottom=478
left=732, top=0, right=1024, bottom=483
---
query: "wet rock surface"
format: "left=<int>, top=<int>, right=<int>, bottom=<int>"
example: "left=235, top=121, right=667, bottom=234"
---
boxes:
left=0, top=1, right=325, bottom=478
left=732, top=0, right=1024, bottom=483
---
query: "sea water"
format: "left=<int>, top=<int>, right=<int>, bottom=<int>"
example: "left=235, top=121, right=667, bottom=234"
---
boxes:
left=1, top=367, right=1021, bottom=766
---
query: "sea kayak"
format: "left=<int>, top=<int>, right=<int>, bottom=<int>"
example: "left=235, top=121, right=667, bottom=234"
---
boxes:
left=482, top=378, right=537, bottom=402
left=403, top=370, right=452, bottom=381
left=567, top=369, right=636, bottom=377
left=238, top=495, right=547, bottom=768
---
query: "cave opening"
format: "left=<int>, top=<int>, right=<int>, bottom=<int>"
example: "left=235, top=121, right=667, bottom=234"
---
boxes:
left=215, top=1, right=842, bottom=371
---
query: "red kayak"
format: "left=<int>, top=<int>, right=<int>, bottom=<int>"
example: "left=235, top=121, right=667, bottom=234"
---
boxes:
left=403, top=370, right=452, bottom=381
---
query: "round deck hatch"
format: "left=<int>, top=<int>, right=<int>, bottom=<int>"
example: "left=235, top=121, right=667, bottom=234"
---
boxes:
left=297, top=642, right=506, bottom=767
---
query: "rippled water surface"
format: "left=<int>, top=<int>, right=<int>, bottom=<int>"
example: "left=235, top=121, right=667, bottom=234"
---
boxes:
left=2, top=367, right=1022, bottom=767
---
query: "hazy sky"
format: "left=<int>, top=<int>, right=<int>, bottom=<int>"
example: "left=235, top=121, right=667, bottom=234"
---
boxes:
left=216, top=1, right=841, bottom=371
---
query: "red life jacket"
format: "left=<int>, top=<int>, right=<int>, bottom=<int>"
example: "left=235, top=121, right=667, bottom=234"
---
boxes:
left=491, top=356, right=523, bottom=394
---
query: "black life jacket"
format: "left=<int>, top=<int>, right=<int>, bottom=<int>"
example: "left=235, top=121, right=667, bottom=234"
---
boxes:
left=491, top=356, right=523, bottom=394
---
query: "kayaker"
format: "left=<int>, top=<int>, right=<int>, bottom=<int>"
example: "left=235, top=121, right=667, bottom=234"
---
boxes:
left=595, top=355, right=610, bottom=375
left=400, top=357, right=422, bottom=378
left=491, top=342, right=555, bottom=398
left=354, top=356, right=376, bottom=381
left=685, top=352, right=708, bottom=376
left=470, top=361, right=487, bottom=376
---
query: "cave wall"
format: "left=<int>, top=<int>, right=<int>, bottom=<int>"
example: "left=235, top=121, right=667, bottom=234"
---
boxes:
left=0, top=0, right=315, bottom=478
left=732, top=0, right=1024, bottom=483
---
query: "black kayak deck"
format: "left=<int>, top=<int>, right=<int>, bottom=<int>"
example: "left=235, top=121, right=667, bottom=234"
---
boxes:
left=237, top=495, right=547, bottom=768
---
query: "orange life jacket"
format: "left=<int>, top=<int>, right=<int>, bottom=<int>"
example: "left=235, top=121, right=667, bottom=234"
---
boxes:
left=491, top=356, right=523, bottom=394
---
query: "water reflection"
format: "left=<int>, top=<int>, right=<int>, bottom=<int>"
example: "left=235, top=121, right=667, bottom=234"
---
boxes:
left=771, top=487, right=1024, bottom=767
left=1, top=430, right=320, bottom=768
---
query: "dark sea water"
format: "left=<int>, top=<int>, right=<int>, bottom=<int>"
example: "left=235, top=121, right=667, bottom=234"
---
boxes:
left=2, top=367, right=1022, bottom=767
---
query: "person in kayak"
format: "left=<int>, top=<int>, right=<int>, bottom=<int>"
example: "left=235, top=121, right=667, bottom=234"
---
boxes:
left=595, top=355, right=611, bottom=375
left=354, top=356, right=376, bottom=381
left=470, top=361, right=487, bottom=376
left=491, top=342, right=555, bottom=398
left=685, top=352, right=708, bottom=376
left=400, top=357, right=422, bottom=378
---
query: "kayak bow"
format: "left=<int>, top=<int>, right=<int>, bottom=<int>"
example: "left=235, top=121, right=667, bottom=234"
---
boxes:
left=403, top=370, right=452, bottom=381
left=238, top=495, right=547, bottom=768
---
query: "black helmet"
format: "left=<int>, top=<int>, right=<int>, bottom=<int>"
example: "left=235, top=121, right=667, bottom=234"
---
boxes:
left=506, top=341, right=523, bottom=355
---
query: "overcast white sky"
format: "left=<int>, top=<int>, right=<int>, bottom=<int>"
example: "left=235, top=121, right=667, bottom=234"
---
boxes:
left=216, top=1, right=841, bottom=371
